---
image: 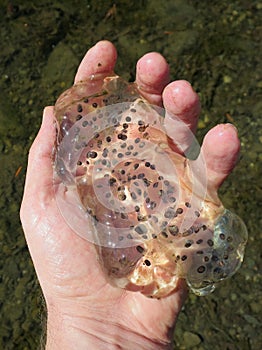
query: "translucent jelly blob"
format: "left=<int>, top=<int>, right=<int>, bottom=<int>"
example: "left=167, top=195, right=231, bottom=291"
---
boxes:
left=54, top=74, right=248, bottom=298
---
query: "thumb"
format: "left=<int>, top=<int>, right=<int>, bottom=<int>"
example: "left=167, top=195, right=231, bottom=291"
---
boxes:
left=20, top=106, right=55, bottom=225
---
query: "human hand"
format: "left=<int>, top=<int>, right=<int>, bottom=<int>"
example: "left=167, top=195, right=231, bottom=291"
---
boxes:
left=20, top=41, right=240, bottom=349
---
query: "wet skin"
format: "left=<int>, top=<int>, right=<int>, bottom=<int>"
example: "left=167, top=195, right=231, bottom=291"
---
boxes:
left=20, top=41, right=242, bottom=349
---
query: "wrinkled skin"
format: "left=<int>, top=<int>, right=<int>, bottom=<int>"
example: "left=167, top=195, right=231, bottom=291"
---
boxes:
left=21, top=41, right=244, bottom=349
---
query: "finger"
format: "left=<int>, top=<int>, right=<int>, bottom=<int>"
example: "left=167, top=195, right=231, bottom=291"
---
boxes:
left=162, top=80, right=201, bottom=153
left=21, top=107, right=55, bottom=210
left=201, top=123, right=240, bottom=189
left=136, top=52, right=170, bottom=105
left=74, top=40, right=117, bottom=83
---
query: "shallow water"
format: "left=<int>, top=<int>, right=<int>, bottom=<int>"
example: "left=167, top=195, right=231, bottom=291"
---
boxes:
left=0, top=0, right=261, bottom=349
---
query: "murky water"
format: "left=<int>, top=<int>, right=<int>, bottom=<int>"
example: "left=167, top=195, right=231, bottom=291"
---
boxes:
left=0, top=0, right=261, bottom=349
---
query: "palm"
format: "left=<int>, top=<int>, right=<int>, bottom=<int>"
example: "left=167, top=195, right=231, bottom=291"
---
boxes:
left=25, top=148, right=185, bottom=337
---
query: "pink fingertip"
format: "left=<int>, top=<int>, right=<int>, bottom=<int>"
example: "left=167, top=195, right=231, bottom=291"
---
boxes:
left=136, top=52, right=170, bottom=95
left=163, top=80, right=201, bottom=123
left=74, top=40, right=117, bottom=83
left=202, top=123, right=240, bottom=175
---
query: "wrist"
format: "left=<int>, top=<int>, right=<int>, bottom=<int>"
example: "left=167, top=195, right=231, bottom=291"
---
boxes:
left=45, top=307, right=172, bottom=350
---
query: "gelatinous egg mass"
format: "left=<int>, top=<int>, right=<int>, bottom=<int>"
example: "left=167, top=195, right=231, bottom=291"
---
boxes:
left=54, top=73, right=248, bottom=297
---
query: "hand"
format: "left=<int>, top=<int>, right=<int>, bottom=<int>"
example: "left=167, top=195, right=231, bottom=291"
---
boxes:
left=20, top=41, right=240, bottom=349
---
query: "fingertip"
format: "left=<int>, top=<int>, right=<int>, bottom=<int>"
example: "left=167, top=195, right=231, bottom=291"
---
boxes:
left=136, top=52, right=170, bottom=89
left=162, top=80, right=200, bottom=154
left=202, top=123, right=240, bottom=187
left=203, top=123, right=240, bottom=166
left=74, top=40, right=117, bottom=83
left=136, top=52, right=170, bottom=105
left=163, top=80, right=200, bottom=131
